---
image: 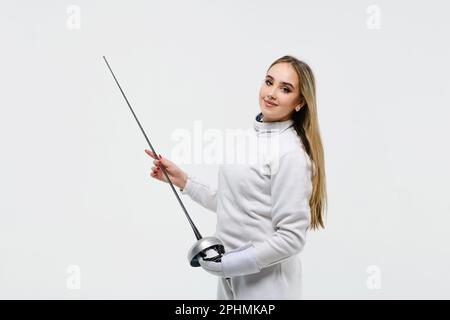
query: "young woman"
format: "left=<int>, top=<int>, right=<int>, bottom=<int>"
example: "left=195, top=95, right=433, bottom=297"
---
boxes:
left=145, top=55, right=327, bottom=299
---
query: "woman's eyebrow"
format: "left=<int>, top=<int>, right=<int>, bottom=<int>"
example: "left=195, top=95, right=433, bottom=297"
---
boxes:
left=265, top=74, right=295, bottom=89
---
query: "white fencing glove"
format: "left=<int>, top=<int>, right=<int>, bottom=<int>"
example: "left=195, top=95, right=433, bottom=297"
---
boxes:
left=199, top=242, right=261, bottom=278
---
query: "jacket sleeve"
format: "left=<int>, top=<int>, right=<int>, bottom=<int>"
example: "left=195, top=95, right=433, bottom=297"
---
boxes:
left=179, top=174, right=218, bottom=214
left=252, top=149, right=313, bottom=269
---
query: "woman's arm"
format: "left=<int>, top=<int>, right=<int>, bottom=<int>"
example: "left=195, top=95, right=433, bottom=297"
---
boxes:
left=252, top=149, right=313, bottom=269
left=145, top=149, right=218, bottom=214
left=180, top=174, right=218, bottom=214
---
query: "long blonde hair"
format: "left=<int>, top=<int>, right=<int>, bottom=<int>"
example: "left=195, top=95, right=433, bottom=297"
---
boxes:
left=268, top=55, right=327, bottom=230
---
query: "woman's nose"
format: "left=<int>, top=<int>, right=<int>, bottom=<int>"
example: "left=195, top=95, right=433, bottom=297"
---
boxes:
left=267, top=91, right=276, bottom=99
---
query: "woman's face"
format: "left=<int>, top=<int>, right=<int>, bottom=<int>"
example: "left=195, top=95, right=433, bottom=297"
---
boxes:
left=259, top=62, right=302, bottom=122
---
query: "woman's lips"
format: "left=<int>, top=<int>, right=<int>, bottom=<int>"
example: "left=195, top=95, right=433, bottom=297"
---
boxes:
left=264, top=99, right=278, bottom=107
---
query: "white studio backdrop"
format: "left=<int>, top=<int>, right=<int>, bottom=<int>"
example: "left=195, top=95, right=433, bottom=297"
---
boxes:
left=0, top=0, right=449, bottom=299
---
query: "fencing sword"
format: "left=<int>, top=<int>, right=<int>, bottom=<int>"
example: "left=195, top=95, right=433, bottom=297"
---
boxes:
left=102, top=56, right=224, bottom=266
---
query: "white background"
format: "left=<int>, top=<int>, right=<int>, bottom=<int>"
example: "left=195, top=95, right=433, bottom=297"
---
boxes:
left=0, top=0, right=449, bottom=299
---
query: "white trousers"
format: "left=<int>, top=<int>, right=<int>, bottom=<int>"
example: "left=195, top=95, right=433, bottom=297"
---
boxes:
left=217, top=255, right=303, bottom=300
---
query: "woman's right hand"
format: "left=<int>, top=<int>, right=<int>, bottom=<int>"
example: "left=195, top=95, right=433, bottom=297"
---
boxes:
left=144, top=149, right=188, bottom=189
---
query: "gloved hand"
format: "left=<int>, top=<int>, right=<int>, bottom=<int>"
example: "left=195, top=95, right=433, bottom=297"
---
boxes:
left=198, top=242, right=261, bottom=278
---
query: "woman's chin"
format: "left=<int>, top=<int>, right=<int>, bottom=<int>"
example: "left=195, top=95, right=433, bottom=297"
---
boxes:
left=261, top=107, right=277, bottom=115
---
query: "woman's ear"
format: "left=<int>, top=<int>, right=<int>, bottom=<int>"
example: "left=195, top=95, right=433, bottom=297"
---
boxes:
left=295, top=101, right=305, bottom=111
left=298, top=95, right=306, bottom=107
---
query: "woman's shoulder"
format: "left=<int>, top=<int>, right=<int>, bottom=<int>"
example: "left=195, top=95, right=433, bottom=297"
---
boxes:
left=269, top=130, right=312, bottom=170
left=277, top=129, right=307, bottom=155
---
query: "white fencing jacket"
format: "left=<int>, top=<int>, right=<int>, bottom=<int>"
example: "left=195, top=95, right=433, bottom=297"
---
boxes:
left=180, top=112, right=313, bottom=299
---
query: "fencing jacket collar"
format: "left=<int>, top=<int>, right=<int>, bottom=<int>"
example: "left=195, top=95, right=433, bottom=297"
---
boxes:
left=254, top=112, right=295, bottom=134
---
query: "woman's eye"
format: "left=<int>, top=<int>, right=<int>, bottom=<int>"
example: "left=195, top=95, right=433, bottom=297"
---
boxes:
left=265, top=80, right=290, bottom=93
